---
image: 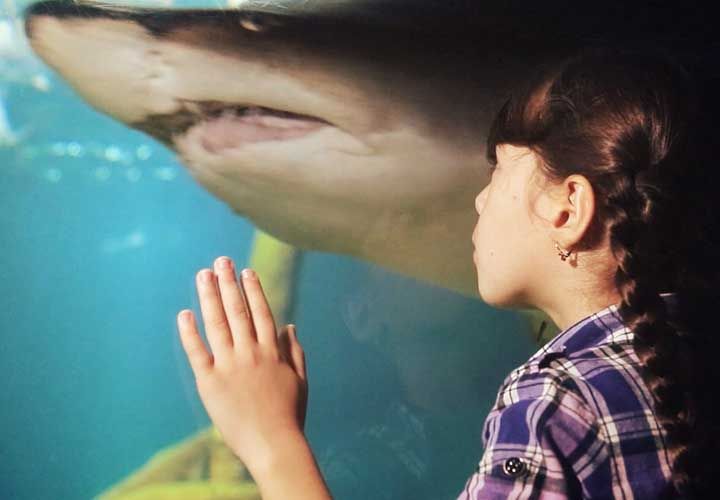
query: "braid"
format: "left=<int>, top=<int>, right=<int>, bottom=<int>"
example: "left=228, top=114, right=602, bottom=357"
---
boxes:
left=584, top=57, right=717, bottom=496
left=605, top=162, right=699, bottom=497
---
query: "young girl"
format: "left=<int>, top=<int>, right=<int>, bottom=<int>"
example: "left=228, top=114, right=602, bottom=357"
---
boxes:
left=175, top=45, right=717, bottom=499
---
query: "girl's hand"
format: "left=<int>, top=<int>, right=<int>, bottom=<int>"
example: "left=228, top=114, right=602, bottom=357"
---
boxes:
left=176, top=256, right=308, bottom=471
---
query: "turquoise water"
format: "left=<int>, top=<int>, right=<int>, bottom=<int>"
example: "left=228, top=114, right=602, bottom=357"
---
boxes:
left=0, top=2, right=540, bottom=498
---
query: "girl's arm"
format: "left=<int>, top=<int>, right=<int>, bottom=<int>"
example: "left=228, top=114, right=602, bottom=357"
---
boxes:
left=249, top=428, right=332, bottom=500
left=176, top=257, right=332, bottom=499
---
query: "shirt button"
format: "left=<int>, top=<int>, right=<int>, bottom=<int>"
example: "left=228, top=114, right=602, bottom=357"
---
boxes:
left=503, top=457, right=528, bottom=477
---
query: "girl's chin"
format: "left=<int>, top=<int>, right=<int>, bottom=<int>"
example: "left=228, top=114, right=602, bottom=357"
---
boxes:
left=474, top=275, right=486, bottom=300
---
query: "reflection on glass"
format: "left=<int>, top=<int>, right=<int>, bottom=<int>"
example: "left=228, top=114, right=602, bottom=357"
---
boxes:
left=5, top=1, right=710, bottom=499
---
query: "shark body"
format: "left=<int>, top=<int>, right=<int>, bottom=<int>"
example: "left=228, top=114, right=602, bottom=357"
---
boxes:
left=23, top=0, right=715, bottom=299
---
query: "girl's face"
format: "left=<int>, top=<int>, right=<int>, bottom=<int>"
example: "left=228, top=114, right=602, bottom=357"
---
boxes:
left=471, top=144, right=548, bottom=309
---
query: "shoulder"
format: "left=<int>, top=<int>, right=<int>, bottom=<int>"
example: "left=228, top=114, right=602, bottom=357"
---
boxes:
left=547, top=341, right=656, bottom=421
left=488, top=358, right=599, bottom=432
left=486, top=340, right=657, bottom=446
left=483, top=364, right=603, bottom=458
left=458, top=367, right=605, bottom=498
left=494, top=339, right=653, bottom=426
left=457, top=347, right=672, bottom=500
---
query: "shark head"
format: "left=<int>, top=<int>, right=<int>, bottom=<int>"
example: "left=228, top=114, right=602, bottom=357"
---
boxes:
left=22, top=0, right=714, bottom=298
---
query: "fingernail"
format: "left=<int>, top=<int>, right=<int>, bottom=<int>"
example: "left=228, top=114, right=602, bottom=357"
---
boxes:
left=241, top=268, right=256, bottom=279
left=289, top=324, right=297, bottom=337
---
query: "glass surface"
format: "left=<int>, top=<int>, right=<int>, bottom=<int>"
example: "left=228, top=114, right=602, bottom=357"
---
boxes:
left=0, top=2, right=541, bottom=498
left=5, top=1, right=711, bottom=499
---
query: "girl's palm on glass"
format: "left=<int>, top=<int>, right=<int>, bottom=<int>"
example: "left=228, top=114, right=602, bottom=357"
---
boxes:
left=176, top=256, right=308, bottom=470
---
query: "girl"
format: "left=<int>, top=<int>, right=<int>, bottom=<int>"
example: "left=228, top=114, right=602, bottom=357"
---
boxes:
left=176, top=45, right=717, bottom=499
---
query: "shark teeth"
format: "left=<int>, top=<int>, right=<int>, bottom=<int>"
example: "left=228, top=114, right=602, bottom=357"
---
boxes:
left=195, top=109, right=330, bottom=152
left=215, top=108, right=326, bottom=130
left=242, top=106, right=264, bottom=116
left=192, top=101, right=332, bottom=126
left=242, top=114, right=328, bottom=130
left=216, top=106, right=332, bottom=128
left=140, top=101, right=335, bottom=146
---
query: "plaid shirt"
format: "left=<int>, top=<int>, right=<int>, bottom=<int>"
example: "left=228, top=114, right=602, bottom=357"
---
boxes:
left=457, top=293, right=678, bottom=499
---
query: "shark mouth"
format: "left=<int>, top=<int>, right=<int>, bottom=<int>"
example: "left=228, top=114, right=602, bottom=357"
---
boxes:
left=136, top=101, right=336, bottom=152
left=188, top=103, right=335, bottom=153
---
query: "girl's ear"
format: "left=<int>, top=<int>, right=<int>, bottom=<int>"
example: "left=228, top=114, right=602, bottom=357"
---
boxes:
left=566, top=175, right=597, bottom=242
left=548, top=174, right=596, bottom=243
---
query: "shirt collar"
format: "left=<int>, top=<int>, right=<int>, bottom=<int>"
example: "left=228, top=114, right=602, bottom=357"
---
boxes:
left=527, top=292, right=679, bottom=364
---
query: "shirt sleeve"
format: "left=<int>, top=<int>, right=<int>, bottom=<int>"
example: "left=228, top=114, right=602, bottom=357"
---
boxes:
left=456, top=373, right=606, bottom=500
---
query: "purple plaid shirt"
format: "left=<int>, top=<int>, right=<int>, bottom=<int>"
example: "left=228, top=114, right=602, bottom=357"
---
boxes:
left=457, top=293, right=678, bottom=499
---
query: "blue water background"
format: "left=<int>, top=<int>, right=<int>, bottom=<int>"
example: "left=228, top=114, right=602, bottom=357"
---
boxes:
left=0, top=4, right=539, bottom=498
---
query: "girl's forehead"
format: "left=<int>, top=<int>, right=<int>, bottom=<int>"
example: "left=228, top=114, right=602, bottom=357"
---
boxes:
left=497, top=144, right=535, bottom=163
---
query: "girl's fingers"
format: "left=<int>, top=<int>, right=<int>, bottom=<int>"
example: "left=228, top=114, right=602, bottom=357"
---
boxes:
left=196, top=269, right=234, bottom=363
left=288, top=325, right=307, bottom=383
left=177, top=310, right=213, bottom=375
left=239, top=269, right=279, bottom=354
left=213, top=257, right=256, bottom=350
left=277, top=325, right=292, bottom=365
left=277, top=325, right=306, bottom=382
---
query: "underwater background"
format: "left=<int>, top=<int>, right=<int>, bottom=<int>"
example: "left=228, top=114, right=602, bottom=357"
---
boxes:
left=1, top=0, right=543, bottom=498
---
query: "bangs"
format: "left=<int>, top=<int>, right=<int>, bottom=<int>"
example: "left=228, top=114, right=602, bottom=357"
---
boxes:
left=485, top=57, right=572, bottom=166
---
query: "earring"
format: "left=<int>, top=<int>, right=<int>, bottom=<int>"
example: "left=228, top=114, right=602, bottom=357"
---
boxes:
left=554, top=241, right=571, bottom=261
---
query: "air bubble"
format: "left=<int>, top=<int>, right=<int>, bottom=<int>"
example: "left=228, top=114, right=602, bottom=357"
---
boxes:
left=154, top=167, right=177, bottom=181
left=44, top=168, right=62, bottom=183
left=67, top=142, right=84, bottom=157
left=104, top=146, right=122, bottom=162
left=136, top=145, right=152, bottom=160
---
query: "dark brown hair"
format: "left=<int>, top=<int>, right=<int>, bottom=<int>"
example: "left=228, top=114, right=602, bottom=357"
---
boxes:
left=485, top=45, right=719, bottom=498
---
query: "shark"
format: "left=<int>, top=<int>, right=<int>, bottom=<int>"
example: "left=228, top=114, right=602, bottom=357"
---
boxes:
left=21, top=0, right=714, bottom=301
